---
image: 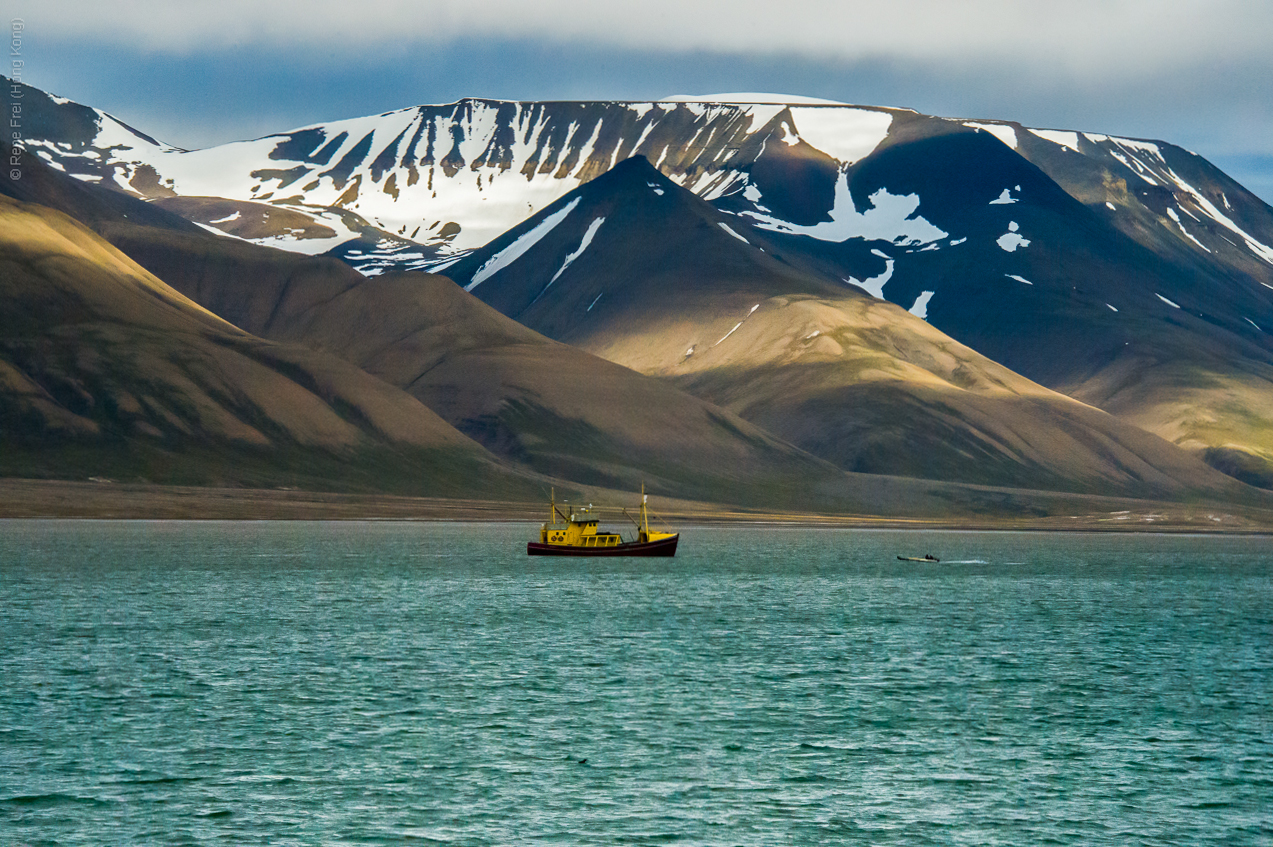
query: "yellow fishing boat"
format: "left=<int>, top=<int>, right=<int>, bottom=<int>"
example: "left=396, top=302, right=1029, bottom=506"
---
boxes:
left=527, top=485, right=678, bottom=556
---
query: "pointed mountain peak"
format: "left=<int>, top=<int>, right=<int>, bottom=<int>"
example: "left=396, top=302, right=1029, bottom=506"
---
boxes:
left=575, top=154, right=675, bottom=195
left=442, top=152, right=855, bottom=354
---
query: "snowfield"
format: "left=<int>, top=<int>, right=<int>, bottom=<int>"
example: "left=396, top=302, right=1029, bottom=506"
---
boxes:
left=27, top=87, right=1273, bottom=291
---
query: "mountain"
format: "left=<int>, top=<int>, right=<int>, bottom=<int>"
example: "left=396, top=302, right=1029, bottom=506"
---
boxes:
left=0, top=154, right=874, bottom=509
left=710, top=119, right=1273, bottom=487
left=0, top=170, right=541, bottom=496
left=13, top=79, right=1273, bottom=489
left=443, top=157, right=1251, bottom=500
left=18, top=80, right=1272, bottom=285
left=12, top=154, right=1251, bottom=518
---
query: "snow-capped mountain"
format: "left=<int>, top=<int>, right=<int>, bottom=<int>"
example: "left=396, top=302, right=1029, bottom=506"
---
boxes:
left=429, top=156, right=1253, bottom=497
left=14, top=78, right=1273, bottom=486
left=17, top=78, right=1273, bottom=289
left=441, top=146, right=1273, bottom=489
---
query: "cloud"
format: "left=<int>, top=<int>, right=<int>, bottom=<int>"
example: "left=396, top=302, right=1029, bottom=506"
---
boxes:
left=21, top=0, right=1273, bottom=79
left=18, top=2, right=1273, bottom=202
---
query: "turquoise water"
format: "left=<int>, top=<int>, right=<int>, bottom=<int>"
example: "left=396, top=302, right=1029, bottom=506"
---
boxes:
left=2, top=521, right=1270, bottom=846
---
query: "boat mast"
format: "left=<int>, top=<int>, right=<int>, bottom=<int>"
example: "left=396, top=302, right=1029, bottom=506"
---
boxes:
left=640, top=482, right=649, bottom=538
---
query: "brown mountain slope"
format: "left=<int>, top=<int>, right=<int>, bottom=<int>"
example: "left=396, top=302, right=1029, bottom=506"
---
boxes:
left=450, top=157, right=1253, bottom=500
left=89, top=228, right=862, bottom=506
left=1054, top=346, right=1273, bottom=491
left=1, top=157, right=867, bottom=506
left=6, top=155, right=1263, bottom=513
left=74, top=232, right=1237, bottom=514
left=74, top=251, right=1256, bottom=517
left=647, top=292, right=1247, bottom=496
left=0, top=192, right=533, bottom=496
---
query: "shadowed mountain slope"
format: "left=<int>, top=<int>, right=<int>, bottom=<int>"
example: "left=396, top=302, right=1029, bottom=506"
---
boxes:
left=0, top=188, right=538, bottom=496
left=18, top=80, right=1273, bottom=486
left=1, top=156, right=865, bottom=507
left=713, top=121, right=1273, bottom=487
left=444, top=157, right=1255, bottom=500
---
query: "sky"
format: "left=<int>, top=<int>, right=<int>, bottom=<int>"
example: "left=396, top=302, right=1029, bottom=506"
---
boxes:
left=12, top=0, right=1273, bottom=202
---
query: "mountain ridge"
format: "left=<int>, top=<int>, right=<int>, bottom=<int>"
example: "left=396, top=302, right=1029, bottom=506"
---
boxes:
left=445, top=156, right=1254, bottom=499
left=0, top=186, right=548, bottom=498
left=1, top=154, right=888, bottom=510
left=10, top=79, right=1273, bottom=495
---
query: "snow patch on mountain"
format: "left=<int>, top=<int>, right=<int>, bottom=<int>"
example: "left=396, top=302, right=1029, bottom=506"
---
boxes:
left=909, top=290, right=935, bottom=319
left=1162, top=168, right=1273, bottom=265
left=34, top=150, right=66, bottom=171
left=736, top=181, right=774, bottom=212
left=254, top=213, right=368, bottom=257
left=775, top=118, right=801, bottom=147
left=466, top=198, right=580, bottom=291
left=718, top=222, right=749, bottom=244
left=341, top=241, right=434, bottom=276
left=106, top=134, right=287, bottom=198
left=715, top=304, right=762, bottom=346
left=787, top=107, right=893, bottom=165
left=847, top=249, right=896, bottom=299
left=997, top=222, right=1030, bottom=252
left=1167, top=208, right=1211, bottom=252
left=744, top=178, right=946, bottom=246
left=1031, top=129, right=1082, bottom=153
left=549, top=216, right=605, bottom=285
left=662, top=93, right=848, bottom=105
left=1108, top=149, right=1161, bottom=185
left=965, top=122, right=1017, bottom=149
left=425, top=256, right=463, bottom=273
left=1114, top=138, right=1166, bottom=161
left=194, top=222, right=252, bottom=242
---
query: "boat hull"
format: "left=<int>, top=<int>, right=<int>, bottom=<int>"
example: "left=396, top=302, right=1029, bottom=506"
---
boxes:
left=527, top=535, right=679, bottom=557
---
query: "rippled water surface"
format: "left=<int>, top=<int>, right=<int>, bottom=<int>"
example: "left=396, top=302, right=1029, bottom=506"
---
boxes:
left=2, top=521, right=1271, bottom=845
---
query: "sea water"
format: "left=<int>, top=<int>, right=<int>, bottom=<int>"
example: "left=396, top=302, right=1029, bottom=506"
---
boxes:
left=1, top=521, right=1270, bottom=846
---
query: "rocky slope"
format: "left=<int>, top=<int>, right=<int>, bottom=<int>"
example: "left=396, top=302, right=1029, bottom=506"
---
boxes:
left=12, top=79, right=1273, bottom=491
left=0, top=182, right=537, bottom=496
left=445, top=158, right=1252, bottom=499
left=1, top=156, right=867, bottom=509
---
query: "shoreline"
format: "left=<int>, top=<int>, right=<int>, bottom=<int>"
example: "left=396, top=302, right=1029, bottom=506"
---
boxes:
left=2, top=478, right=1272, bottom=534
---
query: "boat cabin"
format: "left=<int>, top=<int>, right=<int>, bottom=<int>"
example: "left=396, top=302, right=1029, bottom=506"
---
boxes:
left=540, top=507, right=626, bottom=548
